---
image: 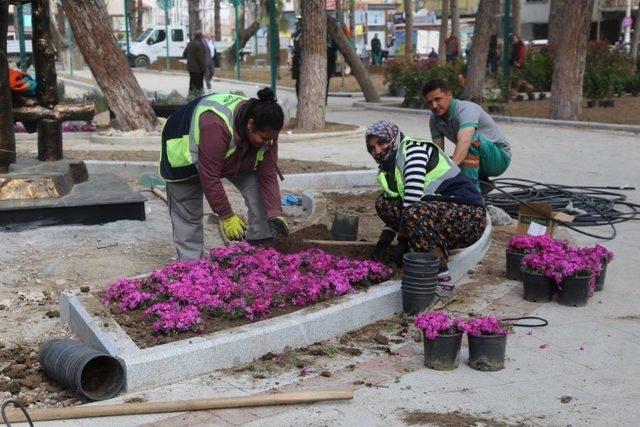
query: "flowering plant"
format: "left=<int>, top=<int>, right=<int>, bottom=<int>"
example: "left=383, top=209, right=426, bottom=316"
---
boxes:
left=506, top=235, right=568, bottom=255
left=414, top=312, right=464, bottom=340
left=457, top=315, right=512, bottom=337
left=583, top=244, right=614, bottom=264
left=104, top=243, right=392, bottom=334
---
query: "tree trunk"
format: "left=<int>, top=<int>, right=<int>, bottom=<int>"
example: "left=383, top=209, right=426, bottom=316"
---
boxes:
left=127, top=0, right=137, bottom=39
left=548, top=0, right=566, bottom=49
left=349, top=0, right=355, bottom=43
left=632, top=3, right=640, bottom=64
left=221, top=20, right=260, bottom=68
left=512, top=0, right=521, bottom=37
left=451, top=0, right=460, bottom=46
left=62, top=0, right=157, bottom=131
left=214, top=0, right=221, bottom=41
left=549, top=0, right=594, bottom=120
left=336, top=0, right=343, bottom=22
left=438, top=0, right=450, bottom=65
left=188, top=0, right=202, bottom=39
left=328, top=16, right=380, bottom=102
left=0, top=0, right=16, bottom=173
left=239, top=2, right=245, bottom=32
left=135, top=0, right=143, bottom=37
left=403, top=0, right=414, bottom=58
left=296, top=0, right=326, bottom=130
left=32, top=0, right=59, bottom=109
left=463, top=0, right=498, bottom=102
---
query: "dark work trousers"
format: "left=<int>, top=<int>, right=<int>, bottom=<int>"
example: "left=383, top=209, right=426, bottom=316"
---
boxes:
left=189, top=72, right=204, bottom=94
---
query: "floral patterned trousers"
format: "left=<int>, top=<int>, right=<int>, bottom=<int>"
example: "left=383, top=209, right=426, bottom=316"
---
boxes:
left=375, top=195, right=487, bottom=255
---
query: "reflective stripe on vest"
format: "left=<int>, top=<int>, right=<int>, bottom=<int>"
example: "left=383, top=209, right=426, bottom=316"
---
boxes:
left=165, top=93, right=268, bottom=171
left=377, top=137, right=461, bottom=199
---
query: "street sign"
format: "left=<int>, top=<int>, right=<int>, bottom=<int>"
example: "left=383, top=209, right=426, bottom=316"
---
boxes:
left=156, top=0, right=174, bottom=11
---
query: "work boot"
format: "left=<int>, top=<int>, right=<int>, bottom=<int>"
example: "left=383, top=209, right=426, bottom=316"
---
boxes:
left=371, top=228, right=396, bottom=261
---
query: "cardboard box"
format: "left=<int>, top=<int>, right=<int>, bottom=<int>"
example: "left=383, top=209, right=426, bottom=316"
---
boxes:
left=516, top=202, right=574, bottom=237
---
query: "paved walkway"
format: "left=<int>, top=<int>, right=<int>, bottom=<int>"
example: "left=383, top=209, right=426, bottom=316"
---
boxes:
left=30, top=70, right=640, bottom=426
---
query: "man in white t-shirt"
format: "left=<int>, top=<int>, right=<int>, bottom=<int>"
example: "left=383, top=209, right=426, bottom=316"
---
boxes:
left=203, top=31, right=217, bottom=90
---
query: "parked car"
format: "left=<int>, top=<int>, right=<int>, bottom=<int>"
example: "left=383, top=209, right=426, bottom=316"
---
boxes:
left=127, top=25, right=189, bottom=67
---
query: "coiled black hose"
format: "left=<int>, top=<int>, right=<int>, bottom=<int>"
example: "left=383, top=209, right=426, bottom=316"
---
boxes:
left=1, top=400, right=33, bottom=427
left=482, top=178, right=640, bottom=240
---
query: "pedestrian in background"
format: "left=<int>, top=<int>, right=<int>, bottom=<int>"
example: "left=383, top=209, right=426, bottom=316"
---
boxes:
left=203, top=31, right=217, bottom=91
left=183, top=31, right=207, bottom=96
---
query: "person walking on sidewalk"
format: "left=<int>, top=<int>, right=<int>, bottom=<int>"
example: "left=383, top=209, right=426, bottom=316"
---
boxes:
left=203, top=31, right=217, bottom=91
left=183, top=31, right=207, bottom=96
left=366, top=120, right=486, bottom=305
left=423, top=79, right=511, bottom=195
left=159, top=88, right=290, bottom=260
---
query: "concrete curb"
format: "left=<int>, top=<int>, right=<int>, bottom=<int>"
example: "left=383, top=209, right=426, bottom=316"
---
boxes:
left=15, top=132, right=93, bottom=141
left=353, top=101, right=640, bottom=134
left=88, top=126, right=364, bottom=145
left=58, top=215, right=490, bottom=392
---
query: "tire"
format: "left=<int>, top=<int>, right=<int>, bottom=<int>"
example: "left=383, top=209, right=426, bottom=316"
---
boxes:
left=134, top=55, right=150, bottom=68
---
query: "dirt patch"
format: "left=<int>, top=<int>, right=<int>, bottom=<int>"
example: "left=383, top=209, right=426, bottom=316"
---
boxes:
left=613, top=315, right=640, bottom=321
left=402, top=410, right=518, bottom=427
left=488, top=96, right=640, bottom=126
left=283, top=120, right=358, bottom=134
left=215, top=67, right=388, bottom=94
left=148, top=58, right=187, bottom=72
left=0, top=344, right=81, bottom=408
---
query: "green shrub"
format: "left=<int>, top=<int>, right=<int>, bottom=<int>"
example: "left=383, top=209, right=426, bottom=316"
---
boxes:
left=383, top=57, right=463, bottom=107
left=624, top=74, right=640, bottom=96
left=81, top=91, right=109, bottom=113
left=583, top=41, right=635, bottom=101
left=513, top=50, right=553, bottom=92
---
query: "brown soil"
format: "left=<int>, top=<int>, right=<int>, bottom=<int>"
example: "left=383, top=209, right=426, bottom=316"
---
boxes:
left=216, top=67, right=388, bottom=93
left=148, top=58, right=187, bottom=72
left=402, top=410, right=519, bottom=427
left=283, top=120, right=358, bottom=134
left=0, top=344, right=80, bottom=407
left=482, top=96, right=640, bottom=126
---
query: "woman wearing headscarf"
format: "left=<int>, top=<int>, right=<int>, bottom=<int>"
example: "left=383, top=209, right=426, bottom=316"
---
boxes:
left=366, top=120, right=486, bottom=303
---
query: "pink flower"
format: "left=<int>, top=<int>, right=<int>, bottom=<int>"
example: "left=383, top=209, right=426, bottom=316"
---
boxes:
left=457, top=315, right=512, bottom=337
left=104, top=243, right=393, bottom=334
left=414, top=311, right=463, bottom=340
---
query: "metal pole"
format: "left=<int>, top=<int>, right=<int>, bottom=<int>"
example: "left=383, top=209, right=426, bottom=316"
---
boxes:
left=16, top=3, right=27, bottom=70
left=124, top=0, right=131, bottom=57
left=164, top=0, right=170, bottom=71
left=624, top=0, right=632, bottom=49
left=66, top=18, right=73, bottom=77
left=234, top=0, right=241, bottom=80
left=502, top=0, right=511, bottom=98
left=269, top=0, right=277, bottom=94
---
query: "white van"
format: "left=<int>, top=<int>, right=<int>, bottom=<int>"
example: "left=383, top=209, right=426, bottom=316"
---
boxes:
left=127, top=25, right=189, bottom=67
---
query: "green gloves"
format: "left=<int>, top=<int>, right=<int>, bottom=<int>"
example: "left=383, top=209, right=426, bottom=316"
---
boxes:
left=269, top=216, right=289, bottom=236
left=221, top=214, right=247, bottom=241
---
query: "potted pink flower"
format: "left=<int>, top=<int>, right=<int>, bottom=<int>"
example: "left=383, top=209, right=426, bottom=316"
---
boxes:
left=458, top=315, right=512, bottom=371
left=505, top=235, right=567, bottom=281
left=581, top=244, right=613, bottom=292
left=414, top=312, right=465, bottom=370
left=520, top=251, right=561, bottom=303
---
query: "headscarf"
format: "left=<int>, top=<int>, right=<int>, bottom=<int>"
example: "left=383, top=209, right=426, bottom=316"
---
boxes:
left=365, top=120, right=405, bottom=168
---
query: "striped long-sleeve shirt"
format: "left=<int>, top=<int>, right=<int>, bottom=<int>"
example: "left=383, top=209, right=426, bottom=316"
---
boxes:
left=402, top=141, right=433, bottom=208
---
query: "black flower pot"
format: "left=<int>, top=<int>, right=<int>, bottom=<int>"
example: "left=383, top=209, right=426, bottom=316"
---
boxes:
left=467, top=334, right=507, bottom=372
left=402, top=289, right=436, bottom=315
left=558, top=274, right=592, bottom=307
left=505, top=251, right=525, bottom=281
left=527, top=92, right=536, bottom=101
left=488, top=105, right=505, bottom=114
left=522, top=270, right=555, bottom=303
left=595, top=262, right=608, bottom=292
left=423, top=333, right=462, bottom=371
left=587, top=100, right=596, bottom=108
left=331, top=213, right=359, bottom=241
left=539, top=92, right=546, bottom=100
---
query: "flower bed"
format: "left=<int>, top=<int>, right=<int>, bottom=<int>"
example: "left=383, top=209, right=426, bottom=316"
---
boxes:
left=104, top=242, right=392, bottom=342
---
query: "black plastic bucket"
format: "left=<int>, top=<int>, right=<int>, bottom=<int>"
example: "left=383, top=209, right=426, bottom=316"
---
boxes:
left=39, top=339, right=125, bottom=401
left=558, top=275, right=591, bottom=307
left=505, top=251, right=525, bottom=281
left=402, top=267, right=439, bottom=279
left=402, top=289, right=436, bottom=315
left=330, top=213, right=359, bottom=241
left=595, top=262, right=608, bottom=292
left=423, top=333, right=462, bottom=370
left=522, top=271, right=555, bottom=303
left=401, top=285, right=438, bottom=294
left=467, top=334, right=507, bottom=372
left=401, top=277, right=438, bottom=288
left=403, top=252, right=440, bottom=268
